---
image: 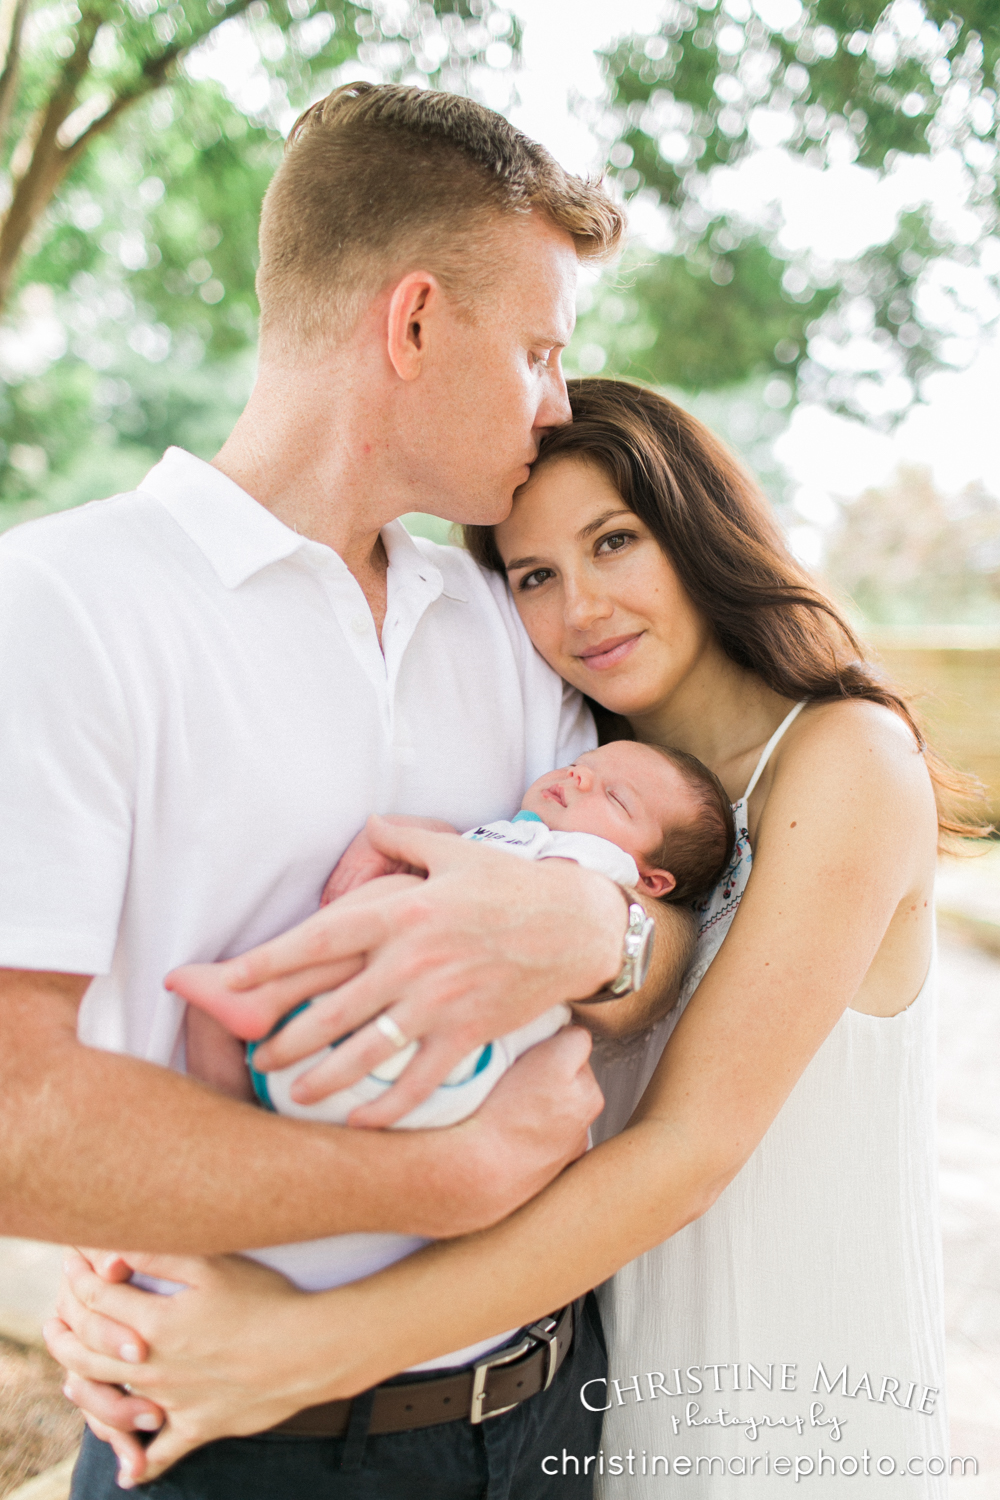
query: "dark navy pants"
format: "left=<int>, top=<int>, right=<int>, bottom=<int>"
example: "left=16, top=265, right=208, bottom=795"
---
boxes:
left=71, top=1293, right=607, bottom=1500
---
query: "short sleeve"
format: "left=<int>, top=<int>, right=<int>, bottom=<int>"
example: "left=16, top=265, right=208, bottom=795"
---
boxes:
left=0, top=551, right=134, bottom=973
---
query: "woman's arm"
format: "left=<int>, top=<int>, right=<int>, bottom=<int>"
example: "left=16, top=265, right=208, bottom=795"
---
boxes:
left=52, top=702, right=937, bottom=1481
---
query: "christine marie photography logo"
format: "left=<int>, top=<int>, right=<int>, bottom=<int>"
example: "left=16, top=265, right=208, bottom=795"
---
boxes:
left=540, top=1451, right=979, bottom=1481
left=547, top=1361, right=980, bottom=1481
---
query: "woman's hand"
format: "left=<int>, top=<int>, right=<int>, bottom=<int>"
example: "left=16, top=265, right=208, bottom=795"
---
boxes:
left=47, top=1249, right=370, bottom=1487
left=47, top=1027, right=602, bottom=1483
left=51, top=1250, right=164, bottom=1487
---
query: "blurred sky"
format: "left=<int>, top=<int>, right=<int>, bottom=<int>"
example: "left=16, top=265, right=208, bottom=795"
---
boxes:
left=190, top=0, right=1000, bottom=550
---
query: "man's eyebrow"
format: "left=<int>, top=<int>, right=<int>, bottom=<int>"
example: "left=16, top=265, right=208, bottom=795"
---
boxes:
left=578, top=509, right=634, bottom=540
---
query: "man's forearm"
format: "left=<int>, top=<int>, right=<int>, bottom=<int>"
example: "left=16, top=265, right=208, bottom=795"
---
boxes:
left=0, top=971, right=498, bottom=1251
left=3, top=1046, right=496, bottom=1251
left=572, top=895, right=695, bottom=1040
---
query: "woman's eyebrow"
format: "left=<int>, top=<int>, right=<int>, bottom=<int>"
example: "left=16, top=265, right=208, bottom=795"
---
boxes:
left=504, top=508, right=634, bottom=571
left=579, top=509, right=634, bottom=540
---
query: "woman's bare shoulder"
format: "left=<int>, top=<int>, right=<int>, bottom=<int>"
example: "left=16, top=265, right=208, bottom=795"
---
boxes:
left=785, top=697, right=925, bottom=769
left=764, top=696, right=935, bottom=831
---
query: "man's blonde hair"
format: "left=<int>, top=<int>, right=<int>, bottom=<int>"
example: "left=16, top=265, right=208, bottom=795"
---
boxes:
left=256, top=82, right=625, bottom=353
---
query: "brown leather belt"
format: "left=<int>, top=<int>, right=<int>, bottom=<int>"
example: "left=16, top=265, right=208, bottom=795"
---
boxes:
left=270, top=1303, right=574, bottom=1437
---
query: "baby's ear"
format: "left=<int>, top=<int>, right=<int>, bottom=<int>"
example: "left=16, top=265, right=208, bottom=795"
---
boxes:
left=637, top=866, right=676, bottom=899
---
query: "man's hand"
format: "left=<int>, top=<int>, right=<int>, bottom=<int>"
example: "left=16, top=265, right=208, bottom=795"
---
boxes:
left=321, top=815, right=457, bottom=903
left=422, top=1024, right=601, bottom=1234
left=168, top=817, right=627, bottom=1127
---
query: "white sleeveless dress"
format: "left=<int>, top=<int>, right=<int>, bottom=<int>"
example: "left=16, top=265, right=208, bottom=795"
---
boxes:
left=591, top=704, right=949, bottom=1496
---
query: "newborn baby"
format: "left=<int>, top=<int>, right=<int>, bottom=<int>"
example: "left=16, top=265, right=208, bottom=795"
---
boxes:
left=186, top=740, right=735, bottom=1132
left=169, top=741, right=734, bottom=1302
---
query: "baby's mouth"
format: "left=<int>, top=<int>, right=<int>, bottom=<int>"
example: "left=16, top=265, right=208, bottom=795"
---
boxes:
left=542, top=784, right=567, bottom=808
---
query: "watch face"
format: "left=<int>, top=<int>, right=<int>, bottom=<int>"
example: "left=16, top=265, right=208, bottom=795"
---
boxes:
left=631, top=910, right=655, bottom=992
left=634, top=929, right=654, bottom=990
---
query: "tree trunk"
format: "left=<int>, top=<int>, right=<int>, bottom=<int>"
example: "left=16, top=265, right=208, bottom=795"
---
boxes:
left=0, top=9, right=101, bottom=315
left=0, top=0, right=31, bottom=148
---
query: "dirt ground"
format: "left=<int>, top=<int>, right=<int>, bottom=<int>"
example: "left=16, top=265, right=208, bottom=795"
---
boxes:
left=0, top=1336, right=82, bottom=1497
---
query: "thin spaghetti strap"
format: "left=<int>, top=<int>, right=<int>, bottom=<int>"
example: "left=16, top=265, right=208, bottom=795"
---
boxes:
left=741, top=699, right=808, bottom=802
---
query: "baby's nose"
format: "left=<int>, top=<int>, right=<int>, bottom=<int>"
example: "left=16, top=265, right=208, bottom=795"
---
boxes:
left=572, top=764, right=594, bottom=792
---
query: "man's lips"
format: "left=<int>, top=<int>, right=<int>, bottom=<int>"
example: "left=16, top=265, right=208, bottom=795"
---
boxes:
left=576, top=633, right=643, bottom=671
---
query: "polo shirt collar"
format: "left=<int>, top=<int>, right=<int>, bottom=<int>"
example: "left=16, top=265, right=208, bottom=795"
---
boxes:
left=381, top=516, right=470, bottom=603
left=140, top=448, right=306, bottom=589
left=140, top=447, right=466, bottom=601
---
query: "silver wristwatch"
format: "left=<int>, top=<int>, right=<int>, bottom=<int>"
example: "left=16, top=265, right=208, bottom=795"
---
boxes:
left=579, top=900, right=656, bottom=1003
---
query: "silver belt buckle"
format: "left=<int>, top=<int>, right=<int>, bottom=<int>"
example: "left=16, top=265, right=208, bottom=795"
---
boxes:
left=525, top=1315, right=560, bottom=1391
left=469, top=1313, right=562, bottom=1424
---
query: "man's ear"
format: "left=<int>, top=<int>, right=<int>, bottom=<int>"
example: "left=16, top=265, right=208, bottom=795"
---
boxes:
left=386, top=271, right=439, bottom=381
left=637, top=866, right=676, bottom=899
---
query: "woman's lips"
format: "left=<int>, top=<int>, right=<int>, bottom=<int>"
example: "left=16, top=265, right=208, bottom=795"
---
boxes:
left=576, top=633, right=643, bottom=671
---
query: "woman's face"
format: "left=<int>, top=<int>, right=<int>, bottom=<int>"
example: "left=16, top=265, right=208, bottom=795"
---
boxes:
left=494, top=455, right=714, bottom=720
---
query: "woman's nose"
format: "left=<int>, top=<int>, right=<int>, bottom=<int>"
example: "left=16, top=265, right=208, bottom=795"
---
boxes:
left=563, top=577, right=613, bottom=631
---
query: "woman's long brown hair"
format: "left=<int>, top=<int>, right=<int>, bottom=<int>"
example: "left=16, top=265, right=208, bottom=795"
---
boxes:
left=465, top=377, right=990, bottom=843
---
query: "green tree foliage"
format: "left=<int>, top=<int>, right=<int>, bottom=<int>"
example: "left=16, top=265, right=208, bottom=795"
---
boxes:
left=0, top=0, right=516, bottom=507
left=570, top=236, right=836, bottom=391
left=575, top=0, right=998, bottom=412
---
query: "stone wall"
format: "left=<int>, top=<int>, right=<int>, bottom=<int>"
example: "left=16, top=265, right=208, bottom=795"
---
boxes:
left=866, top=629, right=1000, bottom=825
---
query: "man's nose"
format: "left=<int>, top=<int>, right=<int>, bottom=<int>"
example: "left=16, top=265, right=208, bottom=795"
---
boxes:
left=534, top=360, right=572, bottom=433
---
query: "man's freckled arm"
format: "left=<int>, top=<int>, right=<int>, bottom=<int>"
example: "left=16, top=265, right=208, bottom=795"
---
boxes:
left=0, top=968, right=574, bottom=1250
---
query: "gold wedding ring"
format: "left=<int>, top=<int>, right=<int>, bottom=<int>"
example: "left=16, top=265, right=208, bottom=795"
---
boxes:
left=375, top=1012, right=410, bottom=1052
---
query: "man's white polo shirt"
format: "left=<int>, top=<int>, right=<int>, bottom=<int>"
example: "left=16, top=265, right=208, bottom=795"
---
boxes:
left=0, top=449, right=596, bottom=1358
left=0, top=446, right=594, bottom=1045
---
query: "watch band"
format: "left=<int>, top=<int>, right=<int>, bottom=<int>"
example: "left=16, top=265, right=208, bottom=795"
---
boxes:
left=578, top=899, right=655, bottom=1004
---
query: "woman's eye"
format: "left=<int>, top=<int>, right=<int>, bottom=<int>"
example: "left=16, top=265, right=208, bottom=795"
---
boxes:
left=518, top=567, right=554, bottom=591
left=597, top=531, right=634, bottom=555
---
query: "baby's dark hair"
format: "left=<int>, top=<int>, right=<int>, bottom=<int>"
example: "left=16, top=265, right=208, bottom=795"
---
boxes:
left=646, top=745, right=736, bottom=904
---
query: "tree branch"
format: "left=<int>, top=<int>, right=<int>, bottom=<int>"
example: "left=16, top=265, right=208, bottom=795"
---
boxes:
left=0, top=0, right=30, bottom=152
left=0, top=0, right=258, bottom=314
left=0, top=6, right=104, bottom=309
left=67, top=0, right=259, bottom=162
